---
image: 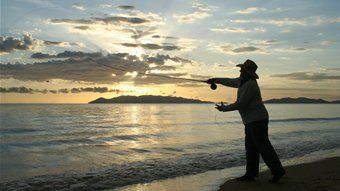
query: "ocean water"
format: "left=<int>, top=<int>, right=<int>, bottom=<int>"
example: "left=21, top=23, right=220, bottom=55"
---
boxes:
left=0, top=104, right=339, bottom=190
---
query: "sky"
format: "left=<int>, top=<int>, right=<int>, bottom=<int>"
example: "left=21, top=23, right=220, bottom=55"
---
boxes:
left=0, top=0, right=339, bottom=103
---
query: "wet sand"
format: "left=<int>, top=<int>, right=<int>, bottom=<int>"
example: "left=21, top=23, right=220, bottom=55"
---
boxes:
left=218, top=157, right=340, bottom=191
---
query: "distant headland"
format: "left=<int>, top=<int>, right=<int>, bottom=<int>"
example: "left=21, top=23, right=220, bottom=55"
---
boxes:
left=89, top=95, right=212, bottom=104
left=263, top=97, right=340, bottom=104
left=89, top=96, right=339, bottom=104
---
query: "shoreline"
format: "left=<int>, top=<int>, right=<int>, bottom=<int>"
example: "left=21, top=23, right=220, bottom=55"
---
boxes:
left=218, top=157, right=340, bottom=191
left=114, top=149, right=340, bottom=191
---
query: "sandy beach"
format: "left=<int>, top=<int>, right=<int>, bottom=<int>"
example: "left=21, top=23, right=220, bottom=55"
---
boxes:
left=219, top=157, right=340, bottom=191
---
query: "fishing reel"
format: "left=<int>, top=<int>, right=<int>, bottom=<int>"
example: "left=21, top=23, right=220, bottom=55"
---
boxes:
left=210, top=83, right=217, bottom=90
left=205, top=80, right=217, bottom=90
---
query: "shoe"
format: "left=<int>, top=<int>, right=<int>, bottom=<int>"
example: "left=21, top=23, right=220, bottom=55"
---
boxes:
left=268, top=170, right=286, bottom=183
left=236, top=175, right=255, bottom=182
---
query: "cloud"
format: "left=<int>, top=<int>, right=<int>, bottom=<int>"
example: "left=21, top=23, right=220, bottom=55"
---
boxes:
left=119, top=43, right=139, bottom=48
left=72, top=3, right=85, bottom=11
left=48, top=10, right=165, bottom=43
left=232, top=46, right=262, bottom=53
left=325, top=68, right=340, bottom=71
left=230, top=18, right=305, bottom=27
left=94, top=16, right=149, bottom=24
left=252, top=39, right=280, bottom=46
left=128, top=28, right=157, bottom=39
left=174, top=38, right=197, bottom=52
left=74, top=25, right=91, bottom=30
left=212, top=62, right=235, bottom=70
left=0, top=34, right=84, bottom=53
left=43, top=40, right=62, bottom=45
left=151, top=35, right=177, bottom=39
left=236, top=7, right=266, bottom=14
left=30, top=52, right=51, bottom=59
left=173, top=2, right=215, bottom=24
left=273, top=47, right=307, bottom=53
left=119, top=43, right=181, bottom=51
left=143, top=54, right=191, bottom=65
left=69, top=87, right=127, bottom=93
left=50, top=11, right=162, bottom=26
left=291, top=48, right=306, bottom=51
left=45, top=9, right=167, bottom=54
left=174, top=11, right=210, bottom=23
left=31, top=51, right=103, bottom=59
left=271, top=71, right=340, bottom=81
left=50, top=18, right=94, bottom=25
left=210, top=27, right=266, bottom=33
left=124, top=71, right=139, bottom=78
left=0, top=34, right=39, bottom=53
left=261, top=39, right=279, bottom=44
left=0, top=86, right=129, bottom=94
left=321, top=40, right=336, bottom=46
left=229, top=16, right=340, bottom=27
left=219, top=44, right=265, bottom=54
left=310, top=16, right=340, bottom=25
left=99, top=4, right=112, bottom=8
left=117, top=5, right=135, bottom=10
left=0, top=87, right=35, bottom=94
left=1, top=52, right=193, bottom=85
left=51, top=16, right=150, bottom=26
left=192, top=2, right=217, bottom=11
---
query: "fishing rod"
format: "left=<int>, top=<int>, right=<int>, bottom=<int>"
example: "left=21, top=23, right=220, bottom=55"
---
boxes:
left=91, top=60, right=218, bottom=90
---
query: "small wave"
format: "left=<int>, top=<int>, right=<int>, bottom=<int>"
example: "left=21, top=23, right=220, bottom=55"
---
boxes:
left=270, top=117, right=340, bottom=123
left=2, top=138, right=95, bottom=148
left=95, top=134, right=153, bottom=143
left=162, top=147, right=184, bottom=152
left=129, top=148, right=151, bottom=153
left=0, top=128, right=40, bottom=135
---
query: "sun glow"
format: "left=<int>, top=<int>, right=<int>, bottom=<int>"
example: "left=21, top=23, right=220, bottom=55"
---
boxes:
left=116, top=83, right=150, bottom=95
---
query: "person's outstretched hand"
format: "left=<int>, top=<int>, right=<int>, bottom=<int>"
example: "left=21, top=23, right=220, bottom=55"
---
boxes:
left=215, top=102, right=226, bottom=112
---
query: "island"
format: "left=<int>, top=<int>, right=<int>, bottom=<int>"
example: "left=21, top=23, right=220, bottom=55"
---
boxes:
left=89, top=96, right=340, bottom=104
left=263, top=97, right=340, bottom=104
left=89, top=95, right=212, bottom=104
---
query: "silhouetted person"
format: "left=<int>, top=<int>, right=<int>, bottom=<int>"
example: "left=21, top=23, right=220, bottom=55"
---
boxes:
left=207, top=59, right=285, bottom=183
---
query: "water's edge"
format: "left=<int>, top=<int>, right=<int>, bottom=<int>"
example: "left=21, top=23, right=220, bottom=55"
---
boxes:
left=114, top=148, right=340, bottom=191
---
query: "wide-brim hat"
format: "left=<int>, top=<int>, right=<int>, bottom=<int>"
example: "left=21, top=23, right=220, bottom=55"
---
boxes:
left=236, top=59, right=259, bottom=79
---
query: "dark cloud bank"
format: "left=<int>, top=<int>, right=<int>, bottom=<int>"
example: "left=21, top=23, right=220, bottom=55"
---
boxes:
left=50, top=15, right=149, bottom=26
left=117, top=5, right=135, bottom=10
left=0, top=34, right=42, bottom=53
left=1, top=51, right=196, bottom=85
left=119, top=43, right=180, bottom=51
left=0, top=87, right=128, bottom=94
left=50, top=10, right=172, bottom=42
left=271, top=71, right=340, bottom=81
left=0, top=34, right=73, bottom=53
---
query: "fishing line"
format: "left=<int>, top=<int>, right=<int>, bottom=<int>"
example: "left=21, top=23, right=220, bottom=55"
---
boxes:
left=89, top=60, right=207, bottom=83
left=96, top=60, right=221, bottom=90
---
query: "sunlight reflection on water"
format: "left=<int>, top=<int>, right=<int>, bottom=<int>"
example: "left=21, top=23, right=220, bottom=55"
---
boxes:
left=0, top=104, right=339, bottom=186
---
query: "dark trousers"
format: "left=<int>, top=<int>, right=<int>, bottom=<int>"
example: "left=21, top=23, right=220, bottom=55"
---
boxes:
left=244, top=119, right=284, bottom=177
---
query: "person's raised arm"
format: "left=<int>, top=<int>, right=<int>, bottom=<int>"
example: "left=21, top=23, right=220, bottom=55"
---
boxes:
left=207, top=77, right=240, bottom=88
